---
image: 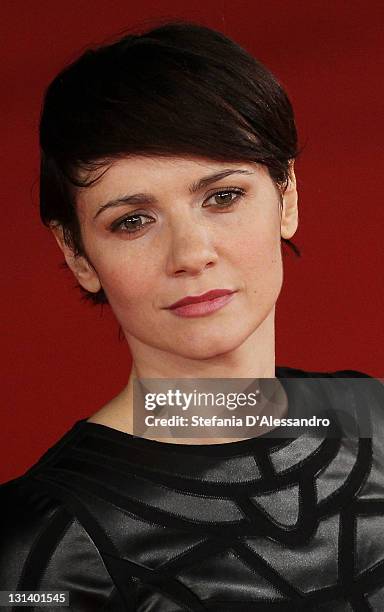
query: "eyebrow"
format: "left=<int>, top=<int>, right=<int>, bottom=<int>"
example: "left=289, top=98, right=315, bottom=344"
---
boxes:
left=93, top=168, right=254, bottom=219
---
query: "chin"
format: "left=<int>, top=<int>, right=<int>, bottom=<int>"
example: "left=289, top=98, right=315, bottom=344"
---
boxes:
left=170, top=326, right=252, bottom=361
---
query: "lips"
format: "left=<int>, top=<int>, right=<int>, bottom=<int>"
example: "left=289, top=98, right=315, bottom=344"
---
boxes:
left=168, top=289, right=235, bottom=310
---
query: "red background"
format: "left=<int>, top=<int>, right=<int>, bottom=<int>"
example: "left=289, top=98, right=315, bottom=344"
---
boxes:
left=1, top=0, right=383, bottom=483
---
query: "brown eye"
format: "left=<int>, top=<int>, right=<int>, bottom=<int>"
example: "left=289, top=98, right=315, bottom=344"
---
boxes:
left=110, top=214, right=155, bottom=233
left=121, top=215, right=145, bottom=231
left=202, top=188, right=245, bottom=209
left=214, top=192, right=235, bottom=206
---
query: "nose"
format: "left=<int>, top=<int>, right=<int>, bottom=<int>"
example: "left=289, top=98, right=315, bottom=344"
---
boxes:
left=165, top=218, right=218, bottom=277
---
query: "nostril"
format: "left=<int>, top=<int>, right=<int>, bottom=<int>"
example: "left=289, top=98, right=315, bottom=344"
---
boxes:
left=173, top=260, right=216, bottom=276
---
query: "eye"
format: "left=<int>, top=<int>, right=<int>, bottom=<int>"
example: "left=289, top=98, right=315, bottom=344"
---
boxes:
left=109, top=213, right=155, bottom=234
left=202, top=187, right=245, bottom=209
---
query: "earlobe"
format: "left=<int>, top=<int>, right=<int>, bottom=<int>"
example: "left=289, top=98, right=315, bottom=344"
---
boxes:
left=50, top=224, right=102, bottom=294
left=280, top=163, right=299, bottom=240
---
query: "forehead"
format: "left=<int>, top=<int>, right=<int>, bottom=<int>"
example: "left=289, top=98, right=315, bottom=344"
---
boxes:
left=78, top=155, right=258, bottom=184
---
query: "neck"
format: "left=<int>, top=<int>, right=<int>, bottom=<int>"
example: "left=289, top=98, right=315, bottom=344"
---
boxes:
left=88, top=309, right=283, bottom=444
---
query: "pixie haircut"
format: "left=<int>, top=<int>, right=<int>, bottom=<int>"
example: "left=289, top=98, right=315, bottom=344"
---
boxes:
left=39, top=21, right=300, bottom=305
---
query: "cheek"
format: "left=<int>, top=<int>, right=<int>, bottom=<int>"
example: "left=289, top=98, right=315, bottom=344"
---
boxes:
left=93, top=251, right=159, bottom=313
left=227, top=206, right=282, bottom=282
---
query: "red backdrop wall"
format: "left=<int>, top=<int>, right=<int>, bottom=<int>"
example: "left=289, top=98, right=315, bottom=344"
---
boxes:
left=1, top=0, right=383, bottom=483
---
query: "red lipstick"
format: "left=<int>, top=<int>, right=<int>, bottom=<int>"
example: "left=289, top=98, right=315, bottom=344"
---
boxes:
left=167, top=289, right=236, bottom=318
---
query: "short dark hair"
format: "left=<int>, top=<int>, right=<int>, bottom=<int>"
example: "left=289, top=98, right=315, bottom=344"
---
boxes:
left=39, top=21, right=300, bottom=305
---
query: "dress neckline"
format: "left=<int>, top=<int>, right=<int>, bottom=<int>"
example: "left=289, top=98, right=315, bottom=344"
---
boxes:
left=72, top=365, right=315, bottom=457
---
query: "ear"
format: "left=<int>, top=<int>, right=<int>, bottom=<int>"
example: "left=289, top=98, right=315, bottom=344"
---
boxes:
left=280, top=161, right=299, bottom=240
left=50, top=224, right=102, bottom=294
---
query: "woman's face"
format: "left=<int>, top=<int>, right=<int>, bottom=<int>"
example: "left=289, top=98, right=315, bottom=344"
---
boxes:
left=64, top=156, right=298, bottom=360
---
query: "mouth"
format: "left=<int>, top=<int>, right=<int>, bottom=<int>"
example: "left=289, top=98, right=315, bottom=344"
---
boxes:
left=166, top=289, right=237, bottom=318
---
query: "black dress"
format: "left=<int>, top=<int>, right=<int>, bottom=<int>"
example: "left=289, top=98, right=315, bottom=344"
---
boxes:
left=1, top=366, right=384, bottom=611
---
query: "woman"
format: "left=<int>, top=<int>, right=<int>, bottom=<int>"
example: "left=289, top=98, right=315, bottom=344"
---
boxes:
left=1, top=21, right=384, bottom=611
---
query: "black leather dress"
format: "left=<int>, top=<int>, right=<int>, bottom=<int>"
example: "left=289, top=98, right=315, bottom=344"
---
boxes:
left=1, top=366, right=384, bottom=611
